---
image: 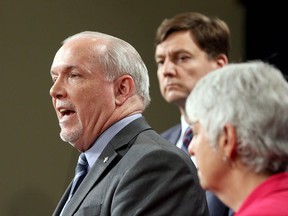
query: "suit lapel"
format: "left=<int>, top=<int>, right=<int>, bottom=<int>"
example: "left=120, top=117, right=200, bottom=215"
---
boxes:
left=63, top=143, right=118, bottom=215
left=60, top=117, right=152, bottom=215
left=53, top=185, right=71, bottom=216
left=170, top=126, right=181, bottom=144
left=161, top=124, right=181, bottom=144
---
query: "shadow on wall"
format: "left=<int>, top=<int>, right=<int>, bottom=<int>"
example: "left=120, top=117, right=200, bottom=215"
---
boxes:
left=8, top=188, right=54, bottom=216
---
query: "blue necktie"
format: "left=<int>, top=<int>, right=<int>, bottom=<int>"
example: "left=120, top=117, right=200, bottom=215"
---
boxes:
left=68, top=153, right=88, bottom=200
left=60, top=153, right=88, bottom=215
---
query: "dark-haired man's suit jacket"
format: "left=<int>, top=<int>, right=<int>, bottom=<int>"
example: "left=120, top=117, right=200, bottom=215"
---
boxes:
left=161, top=124, right=233, bottom=216
left=53, top=117, right=209, bottom=216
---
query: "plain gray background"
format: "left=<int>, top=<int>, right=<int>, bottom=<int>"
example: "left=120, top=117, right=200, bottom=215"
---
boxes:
left=0, top=0, right=244, bottom=215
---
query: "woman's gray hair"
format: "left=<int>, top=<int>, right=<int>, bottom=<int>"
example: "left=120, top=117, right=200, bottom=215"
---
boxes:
left=64, top=31, right=151, bottom=108
left=186, top=61, right=288, bottom=174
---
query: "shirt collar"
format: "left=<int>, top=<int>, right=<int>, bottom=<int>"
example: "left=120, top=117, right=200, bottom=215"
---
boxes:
left=84, top=113, right=142, bottom=169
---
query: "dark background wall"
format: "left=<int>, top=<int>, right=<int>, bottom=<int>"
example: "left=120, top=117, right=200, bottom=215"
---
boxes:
left=241, top=1, right=287, bottom=78
left=0, top=1, right=244, bottom=215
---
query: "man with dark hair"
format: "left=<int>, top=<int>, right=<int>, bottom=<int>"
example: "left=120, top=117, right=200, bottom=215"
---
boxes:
left=155, top=12, right=232, bottom=216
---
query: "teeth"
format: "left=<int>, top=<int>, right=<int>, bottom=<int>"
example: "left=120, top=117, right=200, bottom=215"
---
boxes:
left=59, top=109, right=67, bottom=113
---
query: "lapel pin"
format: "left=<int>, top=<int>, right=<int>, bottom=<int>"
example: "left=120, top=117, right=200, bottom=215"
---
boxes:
left=103, top=157, right=109, bottom=163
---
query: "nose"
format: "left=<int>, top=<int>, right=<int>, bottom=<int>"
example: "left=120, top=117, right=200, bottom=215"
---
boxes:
left=160, top=59, right=176, bottom=77
left=49, top=79, right=66, bottom=99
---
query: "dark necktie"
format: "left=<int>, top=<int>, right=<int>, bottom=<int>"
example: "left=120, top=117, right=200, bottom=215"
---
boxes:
left=182, top=127, right=193, bottom=152
left=60, top=154, right=88, bottom=215
left=68, top=153, right=88, bottom=200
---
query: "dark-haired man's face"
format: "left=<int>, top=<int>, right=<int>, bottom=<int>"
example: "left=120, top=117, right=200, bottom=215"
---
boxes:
left=155, top=31, right=221, bottom=109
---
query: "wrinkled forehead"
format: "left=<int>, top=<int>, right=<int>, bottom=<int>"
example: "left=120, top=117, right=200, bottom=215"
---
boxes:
left=52, top=39, right=99, bottom=67
left=50, top=39, right=105, bottom=76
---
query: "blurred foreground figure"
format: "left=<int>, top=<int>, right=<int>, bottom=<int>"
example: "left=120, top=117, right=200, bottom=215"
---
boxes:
left=186, top=61, right=288, bottom=216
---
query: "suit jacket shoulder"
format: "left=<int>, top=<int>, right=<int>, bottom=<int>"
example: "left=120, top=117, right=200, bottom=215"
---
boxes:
left=54, top=117, right=208, bottom=216
left=160, top=124, right=181, bottom=144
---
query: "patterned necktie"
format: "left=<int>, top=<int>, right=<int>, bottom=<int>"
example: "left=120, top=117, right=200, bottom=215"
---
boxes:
left=68, top=153, right=88, bottom=200
left=182, top=127, right=193, bottom=152
left=60, top=153, right=88, bottom=215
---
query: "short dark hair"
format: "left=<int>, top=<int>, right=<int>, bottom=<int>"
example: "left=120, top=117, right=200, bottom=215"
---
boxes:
left=155, top=12, right=230, bottom=59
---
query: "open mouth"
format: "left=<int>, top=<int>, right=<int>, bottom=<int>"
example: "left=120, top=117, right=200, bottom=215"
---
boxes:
left=59, top=108, right=76, bottom=117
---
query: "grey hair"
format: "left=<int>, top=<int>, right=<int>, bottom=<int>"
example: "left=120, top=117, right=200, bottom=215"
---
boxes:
left=63, top=31, right=151, bottom=108
left=186, top=61, right=288, bottom=174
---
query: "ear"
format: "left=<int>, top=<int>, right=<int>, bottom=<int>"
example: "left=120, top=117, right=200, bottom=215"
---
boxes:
left=218, top=123, right=237, bottom=160
left=215, top=54, right=228, bottom=67
left=114, top=75, right=134, bottom=106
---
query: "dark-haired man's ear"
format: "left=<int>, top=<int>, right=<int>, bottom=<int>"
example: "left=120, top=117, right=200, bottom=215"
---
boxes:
left=216, top=54, right=228, bottom=67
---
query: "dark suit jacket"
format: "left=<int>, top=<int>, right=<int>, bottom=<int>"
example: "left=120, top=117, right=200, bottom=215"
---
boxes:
left=53, top=117, right=209, bottom=216
left=161, top=124, right=232, bottom=216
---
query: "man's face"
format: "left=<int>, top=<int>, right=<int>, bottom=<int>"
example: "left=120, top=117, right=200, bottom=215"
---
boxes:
left=155, top=31, right=220, bottom=109
left=49, top=39, right=115, bottom=151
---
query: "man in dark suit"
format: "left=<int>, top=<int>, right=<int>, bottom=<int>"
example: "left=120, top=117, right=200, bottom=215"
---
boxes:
left=50, top=31, right=208, bottom=216
left=154, top=12, right=232, bottom=216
